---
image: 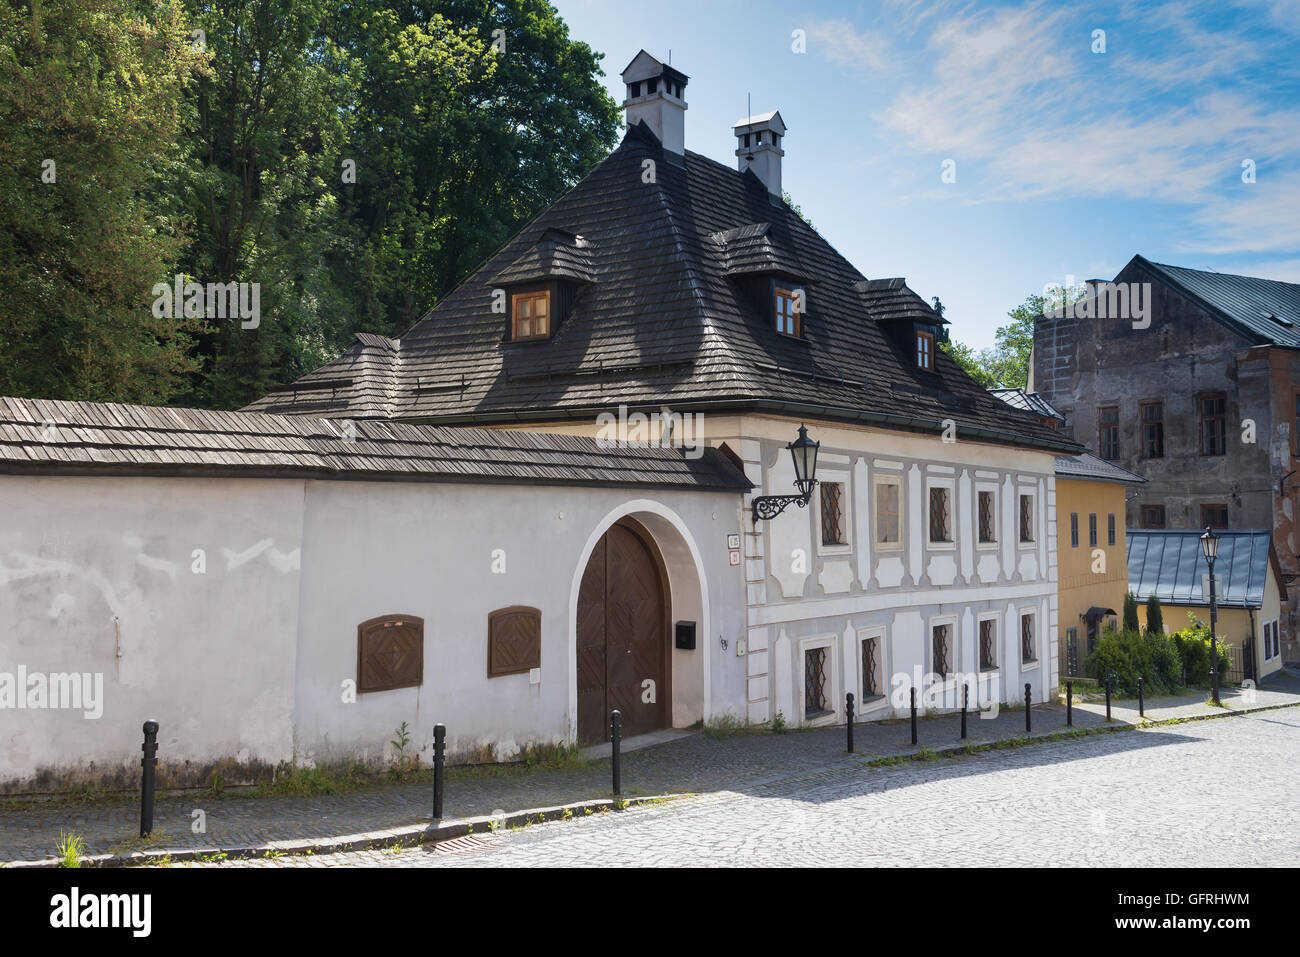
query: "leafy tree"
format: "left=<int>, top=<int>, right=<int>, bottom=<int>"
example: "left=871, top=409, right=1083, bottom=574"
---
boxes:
left=0, top=0, right=207, bottom=403
left=783, top=191, right=814, bottom=229
left=946, top=286, right=1086, bottom=390
left=1145, top=595, right=1164, bottom=635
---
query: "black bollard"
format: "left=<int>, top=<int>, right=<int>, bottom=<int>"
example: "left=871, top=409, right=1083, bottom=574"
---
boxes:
left=846, top=692, right=855, bottom=753
left=960, top=684, right=968, bottom=740
left=611, top=710, right=622, bottom=799
left=1105, top=678, right=1112, bottom=721
left=1066, top=681, right=1073, bottom=727
left=432, top=723, right=446, bottom=820
left=909, top=686, right=920, bottom=748
left=140, top=720, right=159, bottom=837
left=1024, top=683, right=1032, bottom=732
left=1138, top=677, right=1145, bottom=718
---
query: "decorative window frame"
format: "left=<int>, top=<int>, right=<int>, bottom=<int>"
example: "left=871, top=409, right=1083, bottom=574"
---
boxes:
left=356, top=614, right=425, bottom=694
left=797, top=634, right=840, bottom=728
left=872, top=472, right=904, bottom=553
left=815, top=469, right=853, bottom=556
left=925, top=475, right=956, bottom=551
left=927, top=613, right=959, bottom=688
left=975, top=483, right=999, bottom=550
left=976, top=611, right=1000, bottom=674
left=855, top=625, right=889, bottom=715
left=1017, top=488, right=1037, bottom=549
left=1018, top=607, right=1040, bottom=671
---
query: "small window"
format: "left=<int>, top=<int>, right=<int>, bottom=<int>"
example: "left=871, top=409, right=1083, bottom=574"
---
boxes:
left=977, top=490, right=996, bottom=543
left=804, top=647, right=830, bottom=719
left=874, top=476, right=901, bottom=548
left=1019, top=493, right=1035, bottom=543
left=1021, top=613, right=1037, bottom=663
left=1089, top=513, right=1098, bottom=547
left=1141, top=401, right=1164, bottom=459
left=928, top=486, right=952, bottom=543
left=512, top=290, right=550, bottom=340
left=932, top=623, right=952, bottom=678
left=979, top=618, right=997, bottom=671
left=1070, top=512, right=1079, bottom=548
left=916, top=329, right=935, bottom=370
left=1108, top=513, right=1116, bottom=546
left=820, top=481, right=847, bottom=546
left=861, top=636, right=880, bottom=698
left=647, top=78, right=658, bottom=94
left=1141, top=504, right=1166, bottom=529
left=1098, top=405, right=1120, bottom=460
left=775, top=287, right=800, bottom=337
left=357, top=615, right=424, bottom=693
left=1201, top=504, right=1229, bottom=529
left=1200, top=393, right=1226, bottom=456
left=630, top=81, right=641, bottom=97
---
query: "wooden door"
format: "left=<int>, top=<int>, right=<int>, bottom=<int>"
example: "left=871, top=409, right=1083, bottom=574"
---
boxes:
left=576, top=520, right=669, bottom=744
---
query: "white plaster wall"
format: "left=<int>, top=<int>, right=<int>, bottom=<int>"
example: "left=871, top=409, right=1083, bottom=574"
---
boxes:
left=0, top=476, right=303, bottom=791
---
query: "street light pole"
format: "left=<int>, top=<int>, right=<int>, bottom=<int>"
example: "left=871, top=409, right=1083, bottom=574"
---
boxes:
left=1201, top=526, right=1221, bottom=706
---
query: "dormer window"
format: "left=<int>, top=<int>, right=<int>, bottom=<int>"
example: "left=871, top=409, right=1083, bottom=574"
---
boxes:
left=916, top=329, right=935, bottom=370
left=776, top=286, right=800, bottom=337
left=512, top=291, right=550, bottom=340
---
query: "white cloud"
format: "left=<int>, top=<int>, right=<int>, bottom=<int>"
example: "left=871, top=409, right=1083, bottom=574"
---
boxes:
left=804, top=18, right=891, bottom=71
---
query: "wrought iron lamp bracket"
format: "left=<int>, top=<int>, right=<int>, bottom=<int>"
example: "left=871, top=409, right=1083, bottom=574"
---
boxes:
left=751, top=484, right=816, bottom=523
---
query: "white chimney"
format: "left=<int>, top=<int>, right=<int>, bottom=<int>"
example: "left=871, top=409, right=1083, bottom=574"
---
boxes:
left=621, top=50, right=688, bottom=158
left=734, top=110, right=787, bottom=200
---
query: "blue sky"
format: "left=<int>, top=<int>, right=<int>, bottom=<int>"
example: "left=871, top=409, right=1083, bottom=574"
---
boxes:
left=552, top=0, right=1300, bottom=350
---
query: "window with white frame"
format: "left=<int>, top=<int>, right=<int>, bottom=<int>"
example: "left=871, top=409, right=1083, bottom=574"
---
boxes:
left=977, top=488, right=997, bottom=544
left=1018, top=491, right=1035, bottom=544
left=858, top=628, right=885, bottom=701
left=1020, top=612, right=1037, bottom=663
left=931, top=621, right=954, bottom=678
left=928, top=482, right=953, bottom=545
left=978, top=616, right=998, bottom=671
left=818, top=480, right=849, bottom=548
left=874, top=474, right=902, bottom=550
left=799, top=636, right=838, bottom=725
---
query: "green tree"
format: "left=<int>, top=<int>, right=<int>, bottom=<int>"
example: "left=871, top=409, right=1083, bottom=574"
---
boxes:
left=946, top=286, right=1086, bottom=390
left=1145, top=595, right=1164, bottom=635
left=1123, top=591, right=1141, bottom=633
left=0, top=0, right=207, bottom=403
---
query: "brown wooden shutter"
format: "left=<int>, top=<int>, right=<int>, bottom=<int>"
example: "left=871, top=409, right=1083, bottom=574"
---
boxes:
left=488, top=606, right=541, bottom=677
left=357, top=615, right=424, bottom=693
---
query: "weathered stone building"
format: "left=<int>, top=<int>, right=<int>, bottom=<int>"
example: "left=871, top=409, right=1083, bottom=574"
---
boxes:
left=1031, top=254, right=1300, bottom=660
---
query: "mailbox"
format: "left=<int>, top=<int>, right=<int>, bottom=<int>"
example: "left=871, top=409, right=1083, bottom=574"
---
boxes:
left=675, top=620, right=696, bottom=650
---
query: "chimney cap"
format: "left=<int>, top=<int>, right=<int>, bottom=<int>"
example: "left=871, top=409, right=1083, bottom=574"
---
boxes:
left=733, top=110, right=786, bottom=135
left=621, top=49, right=689, bottom=86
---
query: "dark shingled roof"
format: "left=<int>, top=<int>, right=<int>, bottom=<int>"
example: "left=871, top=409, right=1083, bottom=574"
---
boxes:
left=0, top=396, right=751, bottom=491
left=243, top=123, right=1077, bottom=454
left=1054, top=451, right=1146, bottom=485
left=1128, top=529, right=1286, bottom=609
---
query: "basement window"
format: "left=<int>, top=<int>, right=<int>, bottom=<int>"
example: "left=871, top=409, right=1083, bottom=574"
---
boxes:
left=512, top=290, right=550, bottom=340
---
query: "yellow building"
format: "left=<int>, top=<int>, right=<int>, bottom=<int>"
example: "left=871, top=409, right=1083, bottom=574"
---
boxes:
left=1055, top=452, right=1146, bottom=677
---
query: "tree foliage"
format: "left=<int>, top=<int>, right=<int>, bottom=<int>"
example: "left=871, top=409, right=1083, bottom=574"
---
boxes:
left=0, top=0, right=621, bottom=409
left=944, top=286, right=1086, bottom=391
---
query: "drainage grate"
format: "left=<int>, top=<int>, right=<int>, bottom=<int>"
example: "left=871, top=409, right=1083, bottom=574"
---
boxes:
left=430, top=835, right=489, bottom=855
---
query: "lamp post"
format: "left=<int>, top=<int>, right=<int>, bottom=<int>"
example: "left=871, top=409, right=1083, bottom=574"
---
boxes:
left=751, top=425, right=820, bottom=522
left=1201, top=526, right=1220, bottom=706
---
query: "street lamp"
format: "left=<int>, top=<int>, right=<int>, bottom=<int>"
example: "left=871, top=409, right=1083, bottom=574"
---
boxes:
left=1201, top=526, right=1220, bottom=706
left=751, top=424, right=820, bottom=522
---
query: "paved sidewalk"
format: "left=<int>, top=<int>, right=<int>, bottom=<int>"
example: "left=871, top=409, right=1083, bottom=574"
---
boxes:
left=4, top=669, right=1297, bottom=866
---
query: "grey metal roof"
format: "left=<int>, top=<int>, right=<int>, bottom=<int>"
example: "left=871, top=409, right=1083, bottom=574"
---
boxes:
left=1127, top=529, right=1279, bottom=609
left=1138, top=256, right=1300, bottom=348
left=990, top=388, right=1063, bottom=421
left=0, top=396, right=752, bottom=492
left=1054, top=451, right=1146, bottom=485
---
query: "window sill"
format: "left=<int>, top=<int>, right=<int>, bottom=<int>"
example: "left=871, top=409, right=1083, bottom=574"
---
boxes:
left=927, top=540, right=956, bottom=551
left=874, top=543, right=904, bottom=554
left=1021, top=660, right=1040, bottom=673
left=856, top=693, right=889, bottom=715
left=976, top=541, right=998, bottom=551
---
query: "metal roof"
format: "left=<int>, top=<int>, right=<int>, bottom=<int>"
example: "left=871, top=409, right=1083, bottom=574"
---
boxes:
left=0, top=396, right=752, bottom=492
left=990, top=388, right=1064, bottom=421
left=1138, top=256, right=1300, bottom=348
left=1127, top=529, right=1282, bottom=609
left=1054, top=451, right=1146, bottom=485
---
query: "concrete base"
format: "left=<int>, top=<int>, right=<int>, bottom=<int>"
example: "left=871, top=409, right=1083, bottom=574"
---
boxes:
left=580, top=729, right=696, bottom=761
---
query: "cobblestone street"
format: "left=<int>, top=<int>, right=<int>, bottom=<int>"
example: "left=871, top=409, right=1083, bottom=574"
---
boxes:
left=186, top=708, right=1300, bottom=868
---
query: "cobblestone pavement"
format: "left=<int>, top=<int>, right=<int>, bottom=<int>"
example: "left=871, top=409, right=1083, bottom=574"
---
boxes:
left=3, top=670, right=1297, bottom=864
left=188, top=708, right=1300, bottom=868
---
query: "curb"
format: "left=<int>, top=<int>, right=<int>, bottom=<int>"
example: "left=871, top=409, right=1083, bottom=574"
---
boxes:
left=3, top=794, right=682, bottom=869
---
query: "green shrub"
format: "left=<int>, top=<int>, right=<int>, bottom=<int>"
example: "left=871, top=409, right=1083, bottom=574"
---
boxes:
left=1086, top=626, right=1179, bottom=695
left=1170, top=616, right=1232, bottom=686
left=1122, top=592, right=1141, bottom=632
left=1145, top=595, right=1164, bottom=635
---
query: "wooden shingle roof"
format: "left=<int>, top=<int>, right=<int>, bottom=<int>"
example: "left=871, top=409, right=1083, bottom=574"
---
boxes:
left=243, top=122, right=1077, bottom=454
left=0, top=396, right=751, bottom=491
